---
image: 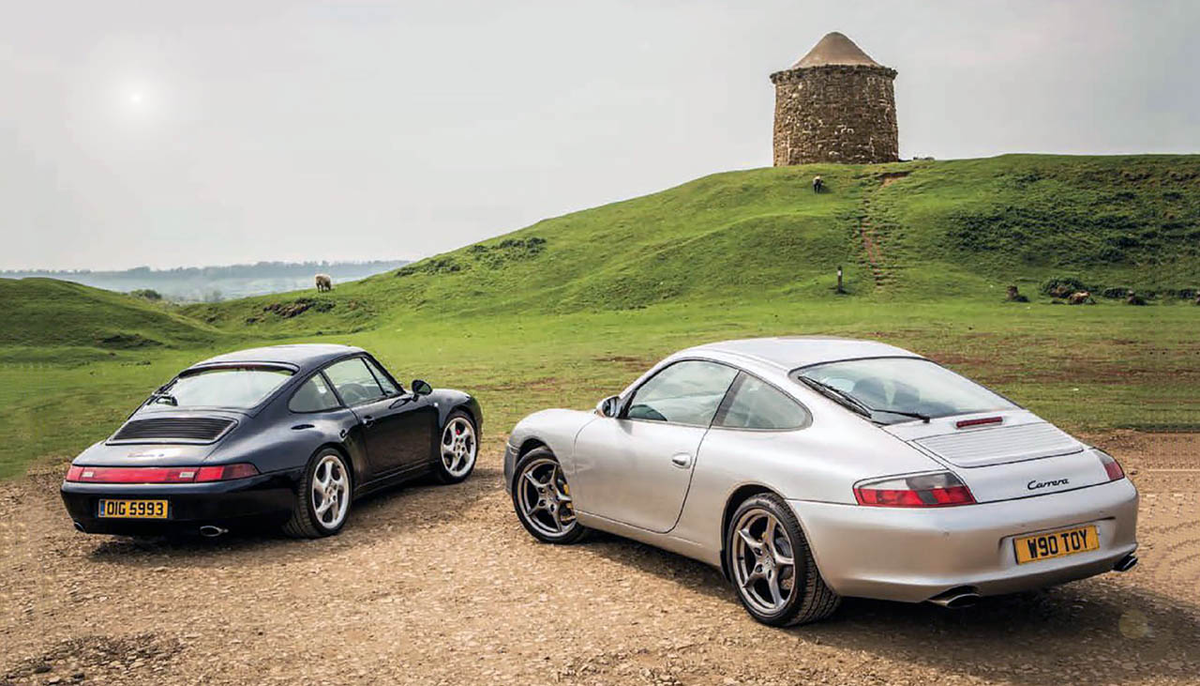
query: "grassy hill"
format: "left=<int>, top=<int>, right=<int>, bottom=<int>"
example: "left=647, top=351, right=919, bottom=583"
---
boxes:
left=0, top=279, right=217, bottom=359
left=184, top=155, right=1200, bottom=334
left=2, top=154, right=1198, bottom=478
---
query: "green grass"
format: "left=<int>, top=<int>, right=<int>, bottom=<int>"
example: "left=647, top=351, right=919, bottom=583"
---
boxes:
left=2, top=154, right=1198, bottom=479
left=0, top=278, right=218, bottom=350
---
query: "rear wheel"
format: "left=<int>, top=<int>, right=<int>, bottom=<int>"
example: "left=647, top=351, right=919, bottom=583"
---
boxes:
left=725, top=493, right=839, bottom=626
left=283, top=449, right=352, bottom=538
left=511, top=447, right=587, bottom=544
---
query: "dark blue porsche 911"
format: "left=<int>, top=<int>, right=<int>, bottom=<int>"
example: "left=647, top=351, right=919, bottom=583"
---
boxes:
left=61, top=344, right=482, bottom=538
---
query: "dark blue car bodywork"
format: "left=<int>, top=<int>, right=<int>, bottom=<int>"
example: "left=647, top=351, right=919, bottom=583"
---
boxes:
left=61, top=344, right=482, bottom=536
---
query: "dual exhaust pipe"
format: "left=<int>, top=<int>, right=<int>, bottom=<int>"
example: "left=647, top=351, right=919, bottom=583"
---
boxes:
left=929, top=554, right=1139, bottom=609
left=927, top=586, right=981, bottom=609
left=72, top=521, right=229, bottom=538
left=1113, top=553, right=1138, bottom=572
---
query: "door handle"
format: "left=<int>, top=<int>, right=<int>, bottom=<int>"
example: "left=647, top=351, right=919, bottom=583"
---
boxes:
left=670, top=453, right=692, bottom=468
left=290, top=424, right=314, bottom=430
left=361, top=415, right=375, bottom=428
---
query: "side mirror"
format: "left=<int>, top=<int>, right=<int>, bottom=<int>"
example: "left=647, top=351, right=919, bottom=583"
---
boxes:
left=597, top=395, right=621, bottom=418
left=411, top=379, right=433, bottom=396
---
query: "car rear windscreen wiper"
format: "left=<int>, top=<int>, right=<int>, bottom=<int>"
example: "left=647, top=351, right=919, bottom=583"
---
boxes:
left=796, top=376, right=875, bottom=421
left=873, top=408, right=931, bottom=424
left=797, top=377, right=931, bottom=424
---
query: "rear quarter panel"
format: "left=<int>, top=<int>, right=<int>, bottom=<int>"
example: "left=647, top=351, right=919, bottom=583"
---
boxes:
left=670, top=399, right=944, bottom=561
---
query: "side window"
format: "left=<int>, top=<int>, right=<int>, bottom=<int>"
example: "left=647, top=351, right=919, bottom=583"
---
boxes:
left=289, top=374, right=340, bottom=413
left=717, top=374, right=810, bottom=430
left=364, top=358, right=400, bottom=396
left=323, top=358, right=385, bottom=406
left=625, top=360, right=738, bottom=426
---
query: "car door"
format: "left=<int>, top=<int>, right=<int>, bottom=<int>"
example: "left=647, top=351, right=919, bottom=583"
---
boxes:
left=571, top=359, right=738, bottom=533
left=323, top=357, right=432, bottom=477
left=362, top=355, right=437, bottom=472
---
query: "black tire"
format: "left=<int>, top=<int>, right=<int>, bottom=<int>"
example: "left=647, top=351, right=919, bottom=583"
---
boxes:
left=725, top=493, right=840, bottom=626
left=510, top=447, right=588, bottom=544
left=432, top=410, right=479, bottom=484
left=282, top=448, right=353, bottom=539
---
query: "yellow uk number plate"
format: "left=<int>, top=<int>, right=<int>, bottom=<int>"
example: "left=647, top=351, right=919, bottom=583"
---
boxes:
left=1014, top=525, right=1099, bottom=564
left=97, top=499, right=169, bottom=519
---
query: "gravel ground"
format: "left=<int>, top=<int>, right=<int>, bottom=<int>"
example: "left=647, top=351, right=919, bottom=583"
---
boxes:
left=2, top=433, right=1197, bottom=686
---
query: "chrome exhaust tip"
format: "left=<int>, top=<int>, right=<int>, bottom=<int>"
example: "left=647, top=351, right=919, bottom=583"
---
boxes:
left=73, top=521, right=85, bottom=533
left=1113, top=553, right=1138, bottom=572
left=928, top=587, right=981, bottom=609
left=198, top=525, right=229, bottom=538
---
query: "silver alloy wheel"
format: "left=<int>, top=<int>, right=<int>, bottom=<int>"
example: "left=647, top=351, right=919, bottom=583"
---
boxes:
left=516, top=457, right=576, bottom=537
left=732, top=508, right=797, bottom=615
left=440, top=416, right=477, bottom=478
left=311, top=453, right=350, bottom=530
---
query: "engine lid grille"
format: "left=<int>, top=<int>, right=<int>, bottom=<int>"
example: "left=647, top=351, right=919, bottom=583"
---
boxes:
left=913, top=422, right=1081, bottom=467
left=110, top=417, right=236, bottom=444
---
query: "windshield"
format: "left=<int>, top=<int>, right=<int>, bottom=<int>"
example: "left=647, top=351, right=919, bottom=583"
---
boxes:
left=792, top=357, right=1017, bottom=425
left=152, top=367, right=293, bottom=410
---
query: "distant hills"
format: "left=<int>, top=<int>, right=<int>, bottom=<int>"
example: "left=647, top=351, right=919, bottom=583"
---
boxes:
left=182, top=154, right=1200, bottom=334
left=0, top=259, right=410, bottom=302
left=9, top=154, right=1199, bottom=344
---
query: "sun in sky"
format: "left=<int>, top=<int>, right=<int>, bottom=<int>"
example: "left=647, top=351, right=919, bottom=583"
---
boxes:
left=117, top=81, right=158, bottom=121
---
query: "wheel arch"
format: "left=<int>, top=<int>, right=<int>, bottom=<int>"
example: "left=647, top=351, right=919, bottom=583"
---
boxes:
left=517, top=437, right=549, bottom=459
left=436, top=394, right=483, bottom=435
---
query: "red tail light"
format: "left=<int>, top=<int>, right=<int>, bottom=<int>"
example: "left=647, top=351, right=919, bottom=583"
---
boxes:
left=1094, top=449, right=1125, bottom=481
left=854, top=472, right=976, bottom=507
left=65, top=463, right=258, bottom=483
left=195, top=463, right=259, bottom=482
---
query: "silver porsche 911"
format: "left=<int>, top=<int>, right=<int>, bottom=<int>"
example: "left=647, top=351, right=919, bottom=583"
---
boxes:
left=504, top=337, right=1139, bottom=626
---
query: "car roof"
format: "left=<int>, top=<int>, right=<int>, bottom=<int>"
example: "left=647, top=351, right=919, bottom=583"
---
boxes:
left=187, top=344, right=365, bottom=373
left=681, top=336, right=922, bottom=370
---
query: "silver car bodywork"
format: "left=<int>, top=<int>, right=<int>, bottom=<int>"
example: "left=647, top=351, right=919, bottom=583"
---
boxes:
left=504, top=337, right=1139, bottom=604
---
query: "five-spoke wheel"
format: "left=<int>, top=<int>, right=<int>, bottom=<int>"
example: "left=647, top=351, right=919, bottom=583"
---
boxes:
left=284, top=448, right=353, bottom=538
left=311, top=453, right=351, bottom=530
left=511, top=447, right=587, bottom=543
left=434, top=411, right=478, bottom=483
left=725, top=494, right=840, bottom=625
left=731, top=508, right=796, bottom=615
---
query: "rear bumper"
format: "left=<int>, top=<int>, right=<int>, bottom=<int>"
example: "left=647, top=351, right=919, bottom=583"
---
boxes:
left=60, top=469, right=301, bottom=536
left=789, top=478, right=1139, bottom=603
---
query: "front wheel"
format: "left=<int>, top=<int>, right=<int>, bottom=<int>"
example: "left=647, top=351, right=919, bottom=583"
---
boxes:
left=433, top=410, right=478, bottom=484
left=511, top=447, right=587, bottom=544
left=725, top=494, right=840, bottom=626
left=283, top=448, right=353, bottom=538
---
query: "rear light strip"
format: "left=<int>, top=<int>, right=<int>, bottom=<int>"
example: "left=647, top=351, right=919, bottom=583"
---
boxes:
left=65, top=464, right=259, bottom=484
left=854, top=471, right=976, bottom=507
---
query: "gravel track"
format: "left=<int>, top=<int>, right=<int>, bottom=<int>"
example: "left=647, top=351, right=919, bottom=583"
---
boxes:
left=2, top=433, right=1198, bottom=685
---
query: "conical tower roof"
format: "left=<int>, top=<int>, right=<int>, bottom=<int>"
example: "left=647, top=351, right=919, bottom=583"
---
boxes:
left=792, top=32, right=882, bottom=68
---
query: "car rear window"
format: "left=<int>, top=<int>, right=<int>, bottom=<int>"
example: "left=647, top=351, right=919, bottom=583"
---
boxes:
left=792, top=357, right=1016, bottom=424
left=152, top=367, right=293, bottom=410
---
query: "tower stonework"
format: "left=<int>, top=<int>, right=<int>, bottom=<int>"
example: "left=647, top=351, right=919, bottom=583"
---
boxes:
left=770, top=32, right=898, bottom=165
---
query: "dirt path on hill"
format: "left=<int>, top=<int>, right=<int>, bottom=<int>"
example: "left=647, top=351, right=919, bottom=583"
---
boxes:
left=2, top=434, right=1198, bottom=686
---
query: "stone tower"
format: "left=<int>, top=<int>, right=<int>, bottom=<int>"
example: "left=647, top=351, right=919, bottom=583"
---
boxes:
left=770, top=32, right=898, bottom=165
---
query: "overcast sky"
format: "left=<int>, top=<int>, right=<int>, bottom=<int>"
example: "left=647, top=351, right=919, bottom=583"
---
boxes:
left=2, top=0, right=1198, bottom=271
